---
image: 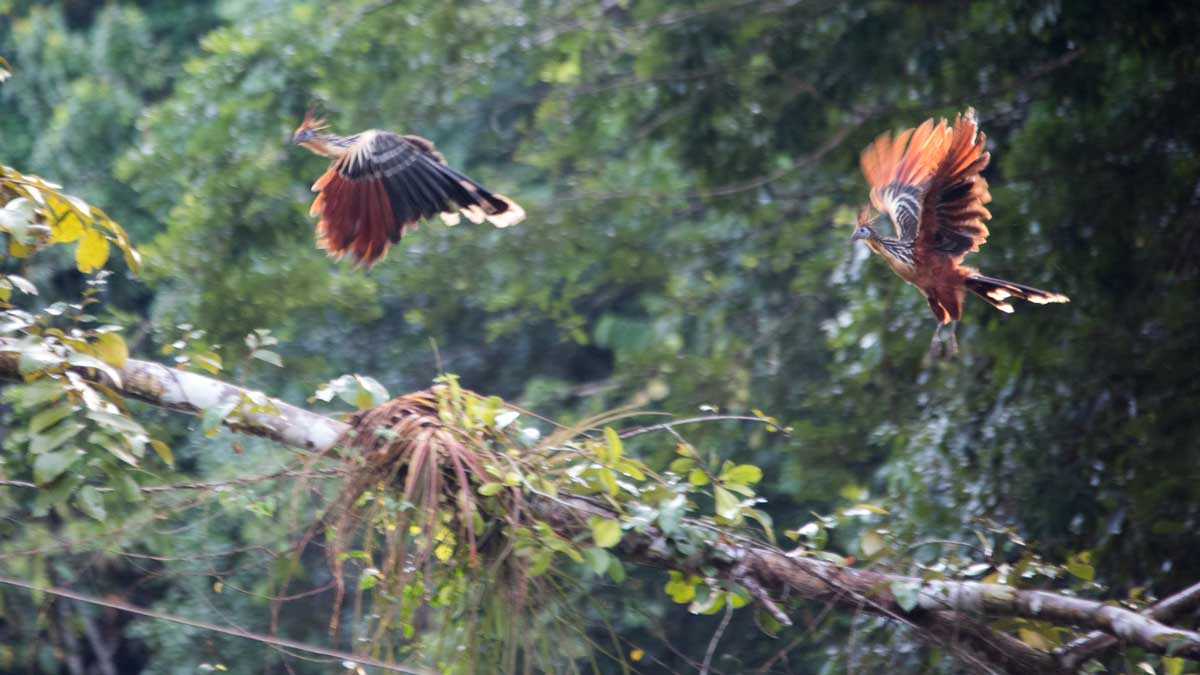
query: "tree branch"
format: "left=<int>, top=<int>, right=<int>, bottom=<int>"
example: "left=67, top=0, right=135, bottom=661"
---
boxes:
left=1056, top=581, right=1200, bottom=671
left=4, top=348, right=1198, bottom=673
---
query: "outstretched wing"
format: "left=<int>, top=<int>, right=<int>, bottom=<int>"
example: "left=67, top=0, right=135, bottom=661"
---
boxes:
left=860, top=117, right=948, bottom=241
left=310, top=131, right=525, bottom=266
left=916, top=109, right=991, bottom=261
left=859, top=109, right=992, bottom=261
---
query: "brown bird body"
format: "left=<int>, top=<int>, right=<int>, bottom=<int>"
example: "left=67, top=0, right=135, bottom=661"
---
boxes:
left=292, top=112, right=524, bottom=267
left=852, top=108, right=1069, bottom=356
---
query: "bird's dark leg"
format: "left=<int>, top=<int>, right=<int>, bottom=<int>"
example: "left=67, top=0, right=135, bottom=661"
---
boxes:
left=929, top=322, right=944, bottom=358
left=946, top=320, right=959, bottom=357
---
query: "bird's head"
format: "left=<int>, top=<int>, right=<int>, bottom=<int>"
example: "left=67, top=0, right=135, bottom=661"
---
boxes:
left=851, top=205, right=878, bottom=243
left=291, top=110, right=329, bottom=145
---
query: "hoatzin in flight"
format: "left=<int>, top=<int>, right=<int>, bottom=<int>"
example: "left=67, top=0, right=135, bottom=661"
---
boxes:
left=292, top=112, right=525, bottom=267
left=853, top=108, right=1068, bottom=357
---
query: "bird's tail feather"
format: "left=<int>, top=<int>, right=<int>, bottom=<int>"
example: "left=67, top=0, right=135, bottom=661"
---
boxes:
left=430, top=163, right=525, bottom=228
left=965, top=274, right=1069, bottom=313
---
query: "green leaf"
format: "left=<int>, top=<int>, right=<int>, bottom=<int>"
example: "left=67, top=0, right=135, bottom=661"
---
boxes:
left=527, top=549, right=552, bottom=577
left=664, top=571, right=698, bottom=603
left=714, top=486, right=740, bottom=520
left=28, top=405, right=77, bottom=434
left=744, top=508, right=776, bottom=544
left=688, top=468, right=710, bottom=486
left=478, top=482, right=504, bottom=496
left=861, top=530, right=886, bottom=557
left=843, top=503, right=890, bottom=516
left=359, top=569, right=380, bottom=590
left=353, top=375, right=389, bottom=409
left=66, top=353, right=122, bottom=387
left=583, top=547, right=611, bottom=575
left=87, top=409, right=147, bottom=436
left=191, top=351, right=223, bottom=374
left=1019, top=628, right=1051, bottom=651
left=603, top=426, right=623, bottom=462
left=18, top=346, right=61, bottom=375
left=590, top=517, right=622, bottom=548
left=92, top=333, right=128, bottom=368
left=33, top=450, right=77, bottom=485
left=719, top=463, right=762, bottom=485
left=89, top=432, right=138, bottom=466
left=891, top=581, right=921, bottom=612
left=6, top=274, right=37, bottom=295
left=251, top=349, right=283, bottom=367
left=615, top=458, right=645, bottom=481
left=75, top=486, right=107, bottom=522
left=201, top=401, right=238, bottom=436
left=30, top=421, right=85, bottom=454
left=1163, top=656, right=1184, bottom=675
left=1067, top=561, right=1095, bottom=581
left=607, top=558, right=627, bottom=583
left=669, top=457, right=695, bottom=473
left=150, top=439, right=174, bottom=466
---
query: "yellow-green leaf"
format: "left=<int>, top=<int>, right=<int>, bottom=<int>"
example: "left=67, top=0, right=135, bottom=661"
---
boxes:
left=150, top=439, right=174, bottom=466
left=604, top=426, right=623, bottom=461
left=590, top=516, right=621, bottom=548
left=92, top=333, right=128, bottom=368
left=861, top=530, right=886, bottom=557
left=714, top=485, right=740, bottom=519
left=478, top=482, right=504, bottom=496
left=1018, top=628, right=1050, bottom=651
left=719, top=463, right=762, bottom=485
left=75, top=229, right=110, bottom=273
left=1067, top=560, right=1095, bottom=581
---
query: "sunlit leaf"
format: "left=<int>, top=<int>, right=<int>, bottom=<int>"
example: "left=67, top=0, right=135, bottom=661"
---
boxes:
left=1019, top=628, right=1051, bottom=651
left=590, top=516, right=621, bottom=548
left=251, top=349, right=282, bottom=367
left=603, top=426, right=623, bottom=462
left=1067, top=560, right=1095, bottom=582
left=861, top=530, right=886, bottom=557
left=150, top=439, right=174, bottom=466
left=714, top=486, right=740, bottom=519
left=67, top=352, right=122, bottom=387
left=92, top=333, right=128, bottom=368
left=75, top=228, right=110, bottom=273
left=719, top=463, right=762, bottom=485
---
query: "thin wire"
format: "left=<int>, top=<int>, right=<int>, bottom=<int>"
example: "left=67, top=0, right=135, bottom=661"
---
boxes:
left=0, top=575, right=432, bottom=675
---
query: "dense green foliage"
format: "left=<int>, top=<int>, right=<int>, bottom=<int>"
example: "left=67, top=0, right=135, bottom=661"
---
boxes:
left=2, top=0, right=1199, bottom=672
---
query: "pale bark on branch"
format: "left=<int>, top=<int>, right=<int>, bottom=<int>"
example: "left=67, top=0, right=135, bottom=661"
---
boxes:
left=3, top=348, right=1199, bottom=674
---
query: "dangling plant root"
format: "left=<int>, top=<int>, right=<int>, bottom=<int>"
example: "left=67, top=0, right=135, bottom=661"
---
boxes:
left=305, top=378, right=570, bottom=657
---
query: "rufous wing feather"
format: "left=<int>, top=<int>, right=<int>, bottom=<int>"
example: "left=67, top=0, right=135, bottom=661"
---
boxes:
left=306, top=130, right=526, bottom=267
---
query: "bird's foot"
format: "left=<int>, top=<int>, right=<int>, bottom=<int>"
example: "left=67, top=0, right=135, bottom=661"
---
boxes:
left=928, top=322, right=959, bottom=360
left=928, top=335, right=945, bottom=359
left=946, top=324, right=959, bottom=358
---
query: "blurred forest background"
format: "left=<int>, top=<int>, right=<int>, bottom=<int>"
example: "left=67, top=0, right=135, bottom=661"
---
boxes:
left=2, top=0, right=1199, bottom=672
